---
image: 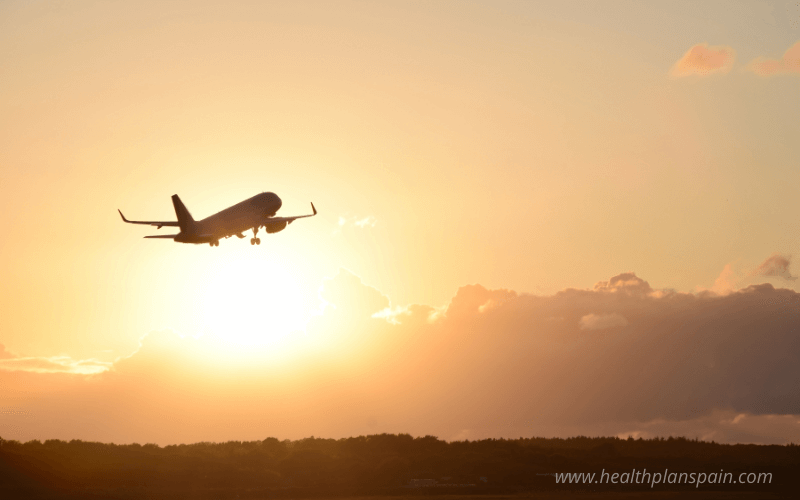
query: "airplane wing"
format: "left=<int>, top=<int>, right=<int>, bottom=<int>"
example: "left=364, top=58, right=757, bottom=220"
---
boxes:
left=118, top=209, right=179, bottom=229
left=263, top=202, right=317, bottom=225
left=144, top=234, right=216, bottom=240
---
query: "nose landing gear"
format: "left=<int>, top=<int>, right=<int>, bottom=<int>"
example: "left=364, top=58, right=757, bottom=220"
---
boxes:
left=251, top=226, right=261, bottom=245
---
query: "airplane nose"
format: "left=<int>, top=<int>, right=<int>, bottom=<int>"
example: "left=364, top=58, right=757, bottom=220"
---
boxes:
left=273, top=193, right=282, bottom=210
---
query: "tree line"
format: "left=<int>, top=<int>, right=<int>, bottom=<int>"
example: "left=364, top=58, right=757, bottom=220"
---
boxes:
left=1, top=434, right=796, bottom=498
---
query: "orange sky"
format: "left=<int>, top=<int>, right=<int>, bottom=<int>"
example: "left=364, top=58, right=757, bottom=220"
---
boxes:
left=1, top=1, right=799, bottom=445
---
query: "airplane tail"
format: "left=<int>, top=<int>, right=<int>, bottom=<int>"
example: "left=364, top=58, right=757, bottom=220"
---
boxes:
left=171, top=194, right=195, bottom=233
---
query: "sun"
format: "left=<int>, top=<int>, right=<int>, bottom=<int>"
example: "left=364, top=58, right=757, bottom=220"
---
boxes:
left=197, top=252, right=311, bottom=350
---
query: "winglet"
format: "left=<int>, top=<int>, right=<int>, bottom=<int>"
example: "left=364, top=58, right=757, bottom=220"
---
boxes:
left=311, top=202, right=317, bottom=215
left=118, top=209, right=130, bottom=223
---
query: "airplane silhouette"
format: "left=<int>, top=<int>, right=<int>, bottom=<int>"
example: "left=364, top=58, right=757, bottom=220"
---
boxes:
left=119, top=193, right=316, bottom=246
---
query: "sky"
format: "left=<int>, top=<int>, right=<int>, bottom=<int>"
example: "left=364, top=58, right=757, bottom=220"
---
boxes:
left=1, top=0, right=799, bottom=445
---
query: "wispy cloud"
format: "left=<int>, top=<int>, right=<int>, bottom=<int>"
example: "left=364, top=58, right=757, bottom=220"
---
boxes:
left=751, top=253, right=797, bottom=281
left=747, top=40, right=800, bottom=76
left=338, top=215, right=376, bottom=228
left=0, top=355, right=111, bottom=375
left=333, top=215, right=377, bottom=235
left=670, top=43, right=735, bottom=78
left=356, top=216, right=376, bottom=228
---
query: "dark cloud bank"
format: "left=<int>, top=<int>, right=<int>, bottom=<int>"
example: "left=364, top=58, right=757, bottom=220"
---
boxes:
left=1, top=269, right=799, bottom=445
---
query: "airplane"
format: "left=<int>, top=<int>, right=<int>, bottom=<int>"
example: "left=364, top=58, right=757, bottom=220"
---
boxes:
left=118, top=192, right=316, bottom=246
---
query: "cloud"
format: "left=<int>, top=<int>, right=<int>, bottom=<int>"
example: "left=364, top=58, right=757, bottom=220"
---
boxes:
left=0, top=345, right=110, bottom=375
left=579, top=312, right=629, bottom=330
left=354, top=216, right=377, bottom=228
left=613, top=410, right=800, bottom=444
left=696, top=263, right=739, bottom=296
left=751, top=253, right=797, bottom=281
left=711, top=263, right=739, bottom=293
left=1, top=269, right=799, bottom=445
left=593, top=272, right=652, bottom=295
left=110, top=329, right=201, bottom=375
left=445, top=284, right=517, bottom=317
left=747, top=40, right=800, bottom=75
left=698, top=254, right=798, bottom=295
left=319, top=268, right=389, bottom=315
left=372, top=304, right=440, bottom=325
left=670, top=43, right=736, bottom=77
left=335, top=215, right=377, bottom=233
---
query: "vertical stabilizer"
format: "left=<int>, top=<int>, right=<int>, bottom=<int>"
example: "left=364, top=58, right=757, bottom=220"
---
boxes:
left=171, top=194, right=195, bottom=232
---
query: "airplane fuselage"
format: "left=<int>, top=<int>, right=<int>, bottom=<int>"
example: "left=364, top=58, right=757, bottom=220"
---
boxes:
left=176, top=192, right=282, bottom=244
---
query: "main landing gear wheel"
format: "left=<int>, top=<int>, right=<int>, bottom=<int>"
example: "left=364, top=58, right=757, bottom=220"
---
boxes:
left=250, top=237, right=261, bottom=245
left=210, top=240, right=219, bottom=247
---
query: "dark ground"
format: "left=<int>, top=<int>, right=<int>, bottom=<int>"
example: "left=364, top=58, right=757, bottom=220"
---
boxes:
left=1, top=435, right=796, bottom=499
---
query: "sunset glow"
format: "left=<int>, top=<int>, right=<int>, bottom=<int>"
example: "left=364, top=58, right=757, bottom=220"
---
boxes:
left=1, top=1, right=799, bottom=450
left=198, top=254, right=310, bottom=349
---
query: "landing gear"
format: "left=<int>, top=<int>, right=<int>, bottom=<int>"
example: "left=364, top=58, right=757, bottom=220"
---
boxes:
left=250, top=237, right=261, bottom=245
left=209, top=240, right=219, bottom=247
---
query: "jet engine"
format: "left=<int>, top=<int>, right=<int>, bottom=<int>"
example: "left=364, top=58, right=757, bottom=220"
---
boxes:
left=265, top=221, right=287, bottom=233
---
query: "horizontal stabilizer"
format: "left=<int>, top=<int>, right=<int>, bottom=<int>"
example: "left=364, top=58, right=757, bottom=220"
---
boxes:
left=144, top=234, right=179, bottom=239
